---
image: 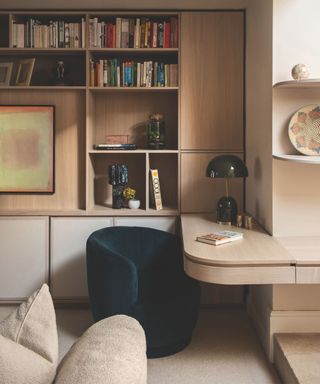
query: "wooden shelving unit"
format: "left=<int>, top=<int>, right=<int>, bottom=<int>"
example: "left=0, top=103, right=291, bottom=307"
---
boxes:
left=0, top=10, right=180, bottom=216
left=0, top=10, right=244, bottom=218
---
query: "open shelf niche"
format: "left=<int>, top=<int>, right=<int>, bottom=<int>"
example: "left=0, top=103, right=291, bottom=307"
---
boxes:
left=273, top=82, right=320, bottom=163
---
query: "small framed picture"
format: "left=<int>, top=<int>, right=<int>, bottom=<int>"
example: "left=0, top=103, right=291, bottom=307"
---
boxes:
left=0, top=62, right=13, bottom=86
left=15, top=58, right=35, bottom=86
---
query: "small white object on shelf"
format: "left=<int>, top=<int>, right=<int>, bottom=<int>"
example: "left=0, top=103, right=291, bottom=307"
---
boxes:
left=128, top=199, right=140, bottom=209
left=291, top=63, right=310, bottom=80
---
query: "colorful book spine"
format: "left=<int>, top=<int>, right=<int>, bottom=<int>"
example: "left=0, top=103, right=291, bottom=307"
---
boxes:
left=88, top=16, right=178, bottom=48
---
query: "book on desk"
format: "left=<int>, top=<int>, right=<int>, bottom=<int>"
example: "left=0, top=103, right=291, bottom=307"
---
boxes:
left=196, top=230, right=243, bottom=246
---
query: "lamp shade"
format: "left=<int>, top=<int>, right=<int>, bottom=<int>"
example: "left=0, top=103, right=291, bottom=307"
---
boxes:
left=206, top=155, right=248, bottom=179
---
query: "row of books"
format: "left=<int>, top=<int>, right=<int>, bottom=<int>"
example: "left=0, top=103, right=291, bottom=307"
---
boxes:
left=12, top=19, right=85, bottom=48
left=88, top=17, right=178, bottom=48
left=90, top=59, right=178, bottom=88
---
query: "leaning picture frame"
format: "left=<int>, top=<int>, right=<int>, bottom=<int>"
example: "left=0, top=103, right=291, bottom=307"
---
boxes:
left=0, top=105, right=55, bottom=193
left=15, top=58, right=35, bottom=86
left=0, top=62, right=13, bottom=86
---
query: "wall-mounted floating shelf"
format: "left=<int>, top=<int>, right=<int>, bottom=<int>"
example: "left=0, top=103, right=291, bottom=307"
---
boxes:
left=273, top=79, right=320, bottom=88
left=273, top=154, right=320, bottom=164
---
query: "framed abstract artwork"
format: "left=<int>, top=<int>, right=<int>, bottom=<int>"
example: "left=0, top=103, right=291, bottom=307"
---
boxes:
left=0, top=105, right=55, bottom=193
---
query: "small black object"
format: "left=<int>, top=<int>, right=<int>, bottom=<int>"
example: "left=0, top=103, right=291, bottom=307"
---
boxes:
left=108, top=164, right=128, bottom=209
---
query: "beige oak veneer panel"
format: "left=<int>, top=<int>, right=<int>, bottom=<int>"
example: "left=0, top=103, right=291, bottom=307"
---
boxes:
left=296, top=268, right=320, bottom=284
left=185, top=257, right=295, bottom=285
left=272, top=285, right=320, bottom=309
left=0, top=90, right=85, bottom=211
left=180, top=12, right=244, bottom=151
left=181, top=153, right=244, bottom=213
left=51, top=217, right=113, bottom=299
left=0, top=217, right=48, bottom=300
left=93, top=92, right=178, bottom=150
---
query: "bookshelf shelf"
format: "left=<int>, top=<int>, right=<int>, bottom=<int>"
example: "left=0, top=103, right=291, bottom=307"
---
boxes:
left=89, top=86, right=178, bottom=92
left=88, top=48, right=179, bottom=53
left=0, top=86, right=86, bottom=90
left=89, top=149, right=179, bottom=154
left=0, top=48, right=86, bottom=53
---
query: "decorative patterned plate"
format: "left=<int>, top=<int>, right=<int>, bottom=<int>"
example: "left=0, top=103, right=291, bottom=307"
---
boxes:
left=288, top=104, right=320, bottom=155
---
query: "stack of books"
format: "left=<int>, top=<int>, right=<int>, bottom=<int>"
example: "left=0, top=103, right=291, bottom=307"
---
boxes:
left=12, top=18, right=86, bottom=48
left=88, top=17, right=178, bottom=48
left=90, top=59, right=178, bottom=87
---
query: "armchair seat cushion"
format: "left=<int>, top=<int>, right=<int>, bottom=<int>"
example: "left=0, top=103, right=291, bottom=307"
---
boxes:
left=55, top=315, right=147, bottom=384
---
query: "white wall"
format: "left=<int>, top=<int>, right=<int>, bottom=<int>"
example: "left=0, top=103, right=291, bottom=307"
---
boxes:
left=273, top=0, right=320, bottom=83
left=245, top=0, right=273, bottom=233
left=272, top=0, right=320, bottom=236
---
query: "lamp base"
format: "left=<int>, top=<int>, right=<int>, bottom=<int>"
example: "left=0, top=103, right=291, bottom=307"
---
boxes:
left=216, top=196, right=237, bottom=225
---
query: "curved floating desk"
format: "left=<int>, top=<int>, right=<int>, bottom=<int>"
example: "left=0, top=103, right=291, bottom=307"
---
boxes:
left=181, top=214, right=296, bottom=285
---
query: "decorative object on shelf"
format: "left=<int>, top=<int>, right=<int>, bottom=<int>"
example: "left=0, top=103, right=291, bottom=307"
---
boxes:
left=15, top=58, right=35, bottom=86
left=108, top=164, right=128, bottom=209
left=244, top=214, right=253, bottom=229
left=106, top=134, right=129, bottom=144
left=0, top=105, right=55, bottom=193
left=123, top=187, right=141, bottom=209
left=55, top=61, right=65, bottom=86
left=150, top=169, right=162, bottom=210
left=291, top=64, right=310, bottom=81
left=0, top=62, right=13, bottom=86
left=288, top=104, right=320, bottom=155
left=206, top=155, right=248, bottom=225
left=236, top=213, right=243, bottom=227
left=147, top=114, right=165, bottom=149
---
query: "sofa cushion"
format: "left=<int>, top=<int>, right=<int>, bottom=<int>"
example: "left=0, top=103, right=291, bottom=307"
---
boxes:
left=0, top=284, right=58, bottom=384
left=55, top=315, right=147, bottom=384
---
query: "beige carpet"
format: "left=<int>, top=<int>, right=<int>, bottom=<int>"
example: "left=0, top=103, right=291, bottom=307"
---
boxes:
left=0, top=306, right=280, bottom=384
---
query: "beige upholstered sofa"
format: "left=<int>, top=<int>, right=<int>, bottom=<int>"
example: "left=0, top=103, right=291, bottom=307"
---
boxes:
left=0, top=284, right=147, bottom=384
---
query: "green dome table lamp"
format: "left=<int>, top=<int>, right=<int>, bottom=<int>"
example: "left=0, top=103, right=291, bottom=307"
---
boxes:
left=206, top=155, right=248, bottom=225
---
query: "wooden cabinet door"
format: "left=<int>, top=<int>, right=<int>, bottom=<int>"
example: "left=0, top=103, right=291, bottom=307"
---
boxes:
left=51, top=217, right=113, bottom=300
left=180, top=12, right=244, bottom=151
left=0, top=217, right=49, bottom=300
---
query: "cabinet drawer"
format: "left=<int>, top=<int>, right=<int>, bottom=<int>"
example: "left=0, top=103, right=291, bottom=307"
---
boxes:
left=51, top=217, right=113, bottom=299
left=0, top=217, right=48, bottom=300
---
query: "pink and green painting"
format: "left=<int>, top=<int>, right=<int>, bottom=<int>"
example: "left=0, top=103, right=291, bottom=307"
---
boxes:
left=0, top=106, right=54, bottom=193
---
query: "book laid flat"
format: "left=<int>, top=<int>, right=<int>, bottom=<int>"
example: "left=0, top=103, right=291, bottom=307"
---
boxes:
left=196, top=230, right=243, bottom=246
left=94, top=143, right=137, bottom=150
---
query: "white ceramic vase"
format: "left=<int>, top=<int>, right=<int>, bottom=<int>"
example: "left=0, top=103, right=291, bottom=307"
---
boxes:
left=128, top=199, right=141, bottom=209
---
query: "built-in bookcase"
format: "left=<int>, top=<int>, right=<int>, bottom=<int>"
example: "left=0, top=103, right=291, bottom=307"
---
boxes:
left=0, top=11, right=180, bottom=216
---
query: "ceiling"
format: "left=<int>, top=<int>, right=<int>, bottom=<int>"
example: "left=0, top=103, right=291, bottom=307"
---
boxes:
left=0, top=0, right=248, bottom=10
